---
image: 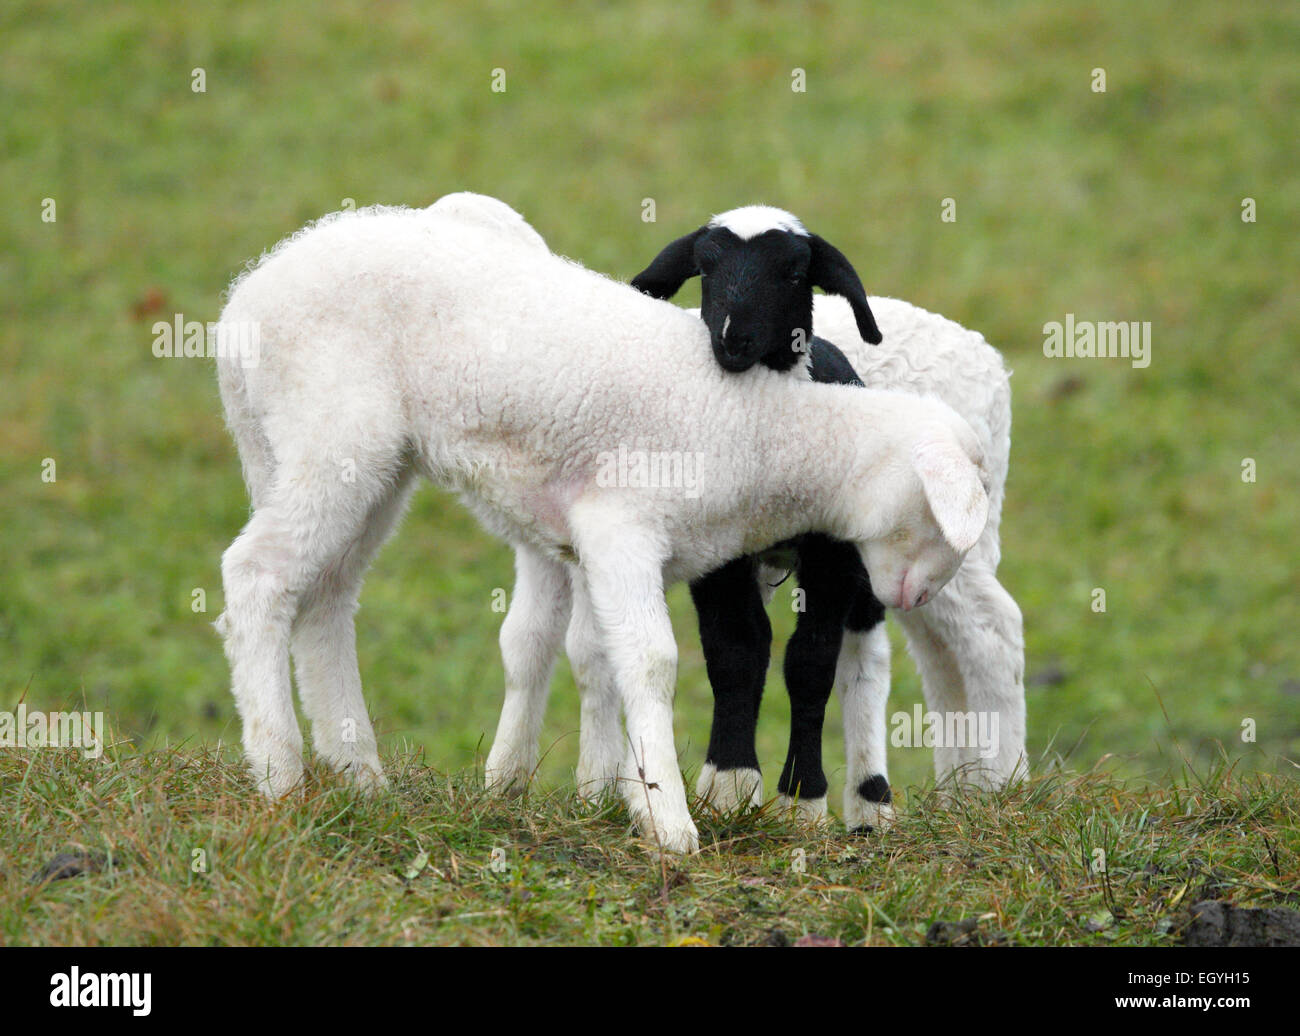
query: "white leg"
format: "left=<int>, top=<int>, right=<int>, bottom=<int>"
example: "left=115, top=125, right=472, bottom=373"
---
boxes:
left=484, top=546, right=572, bottom=794
left=895, top=555, right=1027, bottom=791
left=567, top=571, right=625, bottom=800
left=219, top=506, right=303, bottom=796
left=951, top=564, right=1027, bottom=786
left=895, top=608, right=965, bottom=785
left=573, top=513, right=697, bottom=854
left=837, top=623, right=896, bottom=830
left=291, top=472, right=418, bottom=791
left=219, top=452, right=406, bottom=798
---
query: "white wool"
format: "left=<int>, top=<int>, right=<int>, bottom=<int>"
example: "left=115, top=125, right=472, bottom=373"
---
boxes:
left=424, top=191, right=550, bottom=252
left=708, top=205, right=808, bottom=240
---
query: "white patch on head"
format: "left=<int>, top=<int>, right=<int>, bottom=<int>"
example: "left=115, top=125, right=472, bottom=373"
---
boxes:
left=709, top=205, right=808, bottom=241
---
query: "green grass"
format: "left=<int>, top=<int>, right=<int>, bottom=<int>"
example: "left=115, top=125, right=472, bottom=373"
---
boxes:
left=1, top=0, right=1297, bottom=944
left=3, top=746, right=1296, bottom=946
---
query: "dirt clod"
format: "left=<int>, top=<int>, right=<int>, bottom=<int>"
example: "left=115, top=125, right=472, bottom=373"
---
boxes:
left=926, top=917, right=1009, bottom=946
left=31, top=851, right=109, bottom=884
left=1183, top=901, right=1300, bottom=947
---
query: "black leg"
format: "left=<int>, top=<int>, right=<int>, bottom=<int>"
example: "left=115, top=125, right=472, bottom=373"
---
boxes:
left=844, top=581, right=885, bottom=635
left=690, top=556, right=771, bottom=774
left=777, top=534, right=862, bottom=803
left=843, top=570, right=892, bottom=831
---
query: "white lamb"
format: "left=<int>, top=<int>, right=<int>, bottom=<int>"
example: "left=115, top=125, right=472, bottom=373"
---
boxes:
left=214, top=196, right=992, bottom=853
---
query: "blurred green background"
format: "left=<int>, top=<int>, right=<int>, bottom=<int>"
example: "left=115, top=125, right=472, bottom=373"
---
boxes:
left=2, top=0, right=1296, bottom=807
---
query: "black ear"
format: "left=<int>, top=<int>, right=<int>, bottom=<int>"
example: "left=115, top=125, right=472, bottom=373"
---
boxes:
left=630, top=227, right=708, bottom=299
left=808, top=234, right=882, bottom=344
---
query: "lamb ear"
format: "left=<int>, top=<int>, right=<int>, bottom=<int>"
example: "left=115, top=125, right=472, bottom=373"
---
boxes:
left=630, top=227, right=707, bottom=299
left=808, top=234, right=882, bottom=345
left=912, top=438, right=989, bottom=554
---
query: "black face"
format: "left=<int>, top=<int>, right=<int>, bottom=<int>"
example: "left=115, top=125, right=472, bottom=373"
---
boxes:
left=629, top=217, right=882, bottom=367
left=695, top=228, right=814, bottom=373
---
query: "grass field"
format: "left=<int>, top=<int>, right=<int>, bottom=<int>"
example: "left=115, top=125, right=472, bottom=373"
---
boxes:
left=4, top=747, right=1297, bottom=946
left=1, top=0, right=1297, bottom=945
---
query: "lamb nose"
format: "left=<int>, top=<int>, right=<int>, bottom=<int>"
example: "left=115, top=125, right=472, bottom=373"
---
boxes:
left=913, top=589, right=929, bottom=608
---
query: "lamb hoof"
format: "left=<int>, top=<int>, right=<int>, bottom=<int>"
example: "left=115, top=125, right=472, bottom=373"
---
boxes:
left=344, top=762, right=389, bottom=795
left=575, top=771, right=619, bottom=803
left=696, top=763, right=763, bottom=813
left=844, top=776, right=895, bottom=832
left=248, top=746, right=305, bottom=799
left=633, top=812, right=701, bottom=855
left=776, top=793, right=830, bottom=828
left=484, top=763, right=531, bottom=798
